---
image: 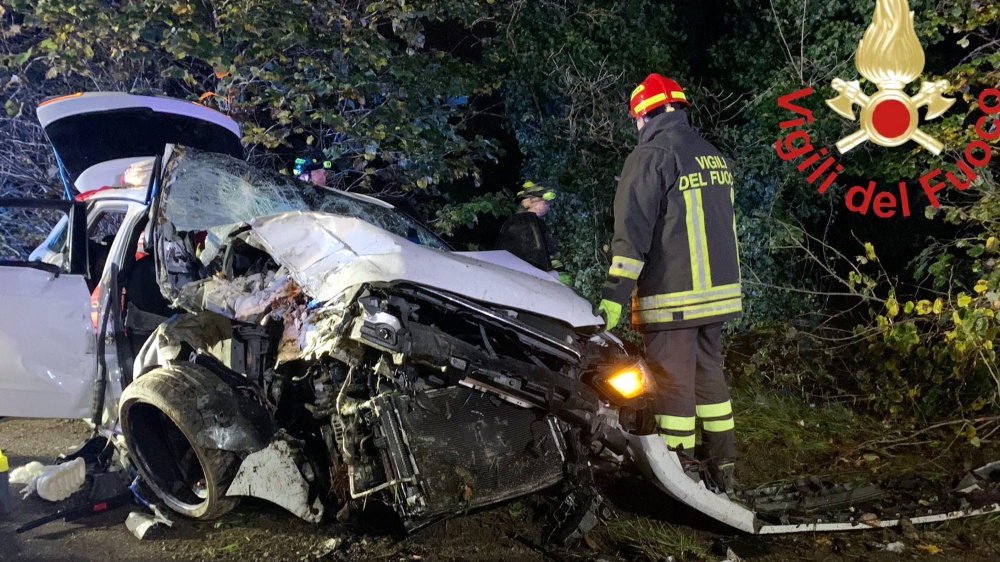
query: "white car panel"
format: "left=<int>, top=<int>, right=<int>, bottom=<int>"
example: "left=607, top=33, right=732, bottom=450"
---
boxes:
left=75, top=157, right=154, bottom=193
left=37, top=92, right=240, bottom=138
left=628, top=434, right=757, bottom=533
left=0, top=267, right=96, bottom=418
left=246, top=212, right=604, bottom=328
left=457, top=250, right=561, bottom=282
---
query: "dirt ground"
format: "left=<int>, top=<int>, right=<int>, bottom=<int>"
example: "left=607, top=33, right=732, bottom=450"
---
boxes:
left=3, top=417, right=1000, bottom=562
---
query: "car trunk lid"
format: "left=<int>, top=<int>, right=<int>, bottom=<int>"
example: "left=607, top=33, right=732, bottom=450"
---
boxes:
left=37, top=92, right=242, bottom=191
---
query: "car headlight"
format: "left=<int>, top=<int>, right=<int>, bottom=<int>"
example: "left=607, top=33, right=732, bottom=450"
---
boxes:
left=593, top=360, right=654, bottom=404
left=606, top=368, right=645, bottom=399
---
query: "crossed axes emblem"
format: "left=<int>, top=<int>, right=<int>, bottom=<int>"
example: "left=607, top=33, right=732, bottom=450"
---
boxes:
left=827, top=78, right=954, bottom=155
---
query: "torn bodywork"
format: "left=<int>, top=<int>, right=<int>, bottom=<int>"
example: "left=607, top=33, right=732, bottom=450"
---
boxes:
left=120, top=147, right=653, bottom=532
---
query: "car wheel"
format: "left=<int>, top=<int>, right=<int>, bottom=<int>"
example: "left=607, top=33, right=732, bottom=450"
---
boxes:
left=119, top=362, right=240, bottom=520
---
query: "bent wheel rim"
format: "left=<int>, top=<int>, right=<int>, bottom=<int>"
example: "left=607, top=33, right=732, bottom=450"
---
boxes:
left=126, top=402, right=212, bottom=513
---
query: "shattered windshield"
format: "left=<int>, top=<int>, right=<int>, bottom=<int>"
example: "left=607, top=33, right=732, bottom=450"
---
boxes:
left=160, top=148, right=448, bottom=250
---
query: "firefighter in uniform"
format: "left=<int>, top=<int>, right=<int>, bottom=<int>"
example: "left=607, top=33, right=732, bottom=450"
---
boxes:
left=598, top=74, right=741, bottom=492
left=497, top=181, right=570, bottom=284
left=293, top=150, right=333, bottom=186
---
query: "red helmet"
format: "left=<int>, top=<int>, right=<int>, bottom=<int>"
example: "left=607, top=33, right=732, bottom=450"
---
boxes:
left=629, top=74, right=690, bottom=118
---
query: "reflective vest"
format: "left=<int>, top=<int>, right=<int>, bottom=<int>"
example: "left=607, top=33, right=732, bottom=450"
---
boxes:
left=603, top=110, right=741, bottom=330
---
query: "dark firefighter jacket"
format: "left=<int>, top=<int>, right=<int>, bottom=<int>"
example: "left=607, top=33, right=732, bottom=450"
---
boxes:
left=602, top=110, right=741, bottom=331
left=496, top=210, right=561, bottom=272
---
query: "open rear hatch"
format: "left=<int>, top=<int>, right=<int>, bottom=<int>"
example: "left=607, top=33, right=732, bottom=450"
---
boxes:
left=37, top=92, right=242, bottom=193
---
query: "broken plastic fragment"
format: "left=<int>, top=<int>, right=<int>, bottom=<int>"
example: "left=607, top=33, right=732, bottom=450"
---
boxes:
left=878, top=541, right=905, bottom=553
left=36, top=458, right=86, bottom=502
left=126, top=511, right=165, bottom=539
left=313, top=537, right=343, bottom=558
left=14, top=458, right=86, bottom=501
left=722, top=548, right=747, bottom=562
left=917, top=544, right=941, bottom=555
left=9, top=461, right=45, bottom=486
left=225, top=438, right=324, bottom=522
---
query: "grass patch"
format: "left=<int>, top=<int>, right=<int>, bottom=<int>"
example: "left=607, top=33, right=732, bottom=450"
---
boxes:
left=507, top=501, right=525, bottom=519
left=732, top=385, right=880, bottom=454
left=607, top=517, right=709, bottom=560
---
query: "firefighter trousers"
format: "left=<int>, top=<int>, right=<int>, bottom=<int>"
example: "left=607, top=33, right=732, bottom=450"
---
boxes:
left=643, top=322, right=736, bottom=469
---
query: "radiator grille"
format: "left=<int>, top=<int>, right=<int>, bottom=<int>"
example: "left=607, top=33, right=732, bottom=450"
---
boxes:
left=389, top=387, right=566, bottom=522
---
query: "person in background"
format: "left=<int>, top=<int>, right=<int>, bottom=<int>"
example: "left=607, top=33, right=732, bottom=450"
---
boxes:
left=597, top=73, right=742, bottom=495
left=496, top=180, right=571, bottom=285
left=293, top=150, right=332, bottom=186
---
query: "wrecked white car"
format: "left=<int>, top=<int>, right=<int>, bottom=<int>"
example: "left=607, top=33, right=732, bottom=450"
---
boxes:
left=8, top=93, right=1000, bottom=541
left=1, top=92, right=655, bottom=538
left=122, top=146, right=655, bottom=533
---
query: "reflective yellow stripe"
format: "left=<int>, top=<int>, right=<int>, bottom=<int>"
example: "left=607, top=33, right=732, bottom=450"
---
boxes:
left=631, top=84, right=645, bottom=98
left=636, top=283, right=741, bottom=309
left=633, top=93, right=666, bottom=116
left=683, top=190, right=711, bottom=291
left=695, top=190, right=711, bottom=286
left=657, top=415, right=695, bottom=432
left=696, top=401, right=733, bottom=418
left=672, top=92, right=687, bottom=101
left=703, top=418, right=735, bottom=432
left=634, top=297, right=742, bottom=324
left=683, top=190, right=701, bottom=289
left=685, top=299, right=741, bottom=320
left=609, top=256, right=645, bottom=280
left=663, top=434, right=696, bottom=450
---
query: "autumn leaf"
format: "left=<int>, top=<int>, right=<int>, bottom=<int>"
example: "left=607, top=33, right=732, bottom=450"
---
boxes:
left=915, top=300, right=933, bottom=315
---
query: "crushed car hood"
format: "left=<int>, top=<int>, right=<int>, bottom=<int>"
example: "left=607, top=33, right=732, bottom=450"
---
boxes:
left=245, top=211, right=603, bottom=328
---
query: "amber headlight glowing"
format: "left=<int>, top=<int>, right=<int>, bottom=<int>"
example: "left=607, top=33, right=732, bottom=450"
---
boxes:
left=588, top=360, right=655, bottom=405
left=605, top=366, right=648, bottom=400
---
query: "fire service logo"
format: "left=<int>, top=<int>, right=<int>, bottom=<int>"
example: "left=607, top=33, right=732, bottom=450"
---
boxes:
left=775, top=0, right=1000, bottom=218
left=826, top=0, right=953, bottom=154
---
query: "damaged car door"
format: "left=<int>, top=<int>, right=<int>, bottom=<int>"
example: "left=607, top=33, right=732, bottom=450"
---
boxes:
left=0, top=199, right=95, bottom=418
left=0, top=92, right=245, bottom=423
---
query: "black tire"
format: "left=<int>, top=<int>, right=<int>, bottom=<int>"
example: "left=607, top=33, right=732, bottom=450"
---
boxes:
left=119, top=363, right=240, bottom=520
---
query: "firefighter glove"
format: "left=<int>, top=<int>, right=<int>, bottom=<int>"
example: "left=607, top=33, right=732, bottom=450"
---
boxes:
left=597, top=299, right=623, bottom=330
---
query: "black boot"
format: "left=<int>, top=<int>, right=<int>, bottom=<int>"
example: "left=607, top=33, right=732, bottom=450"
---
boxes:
left=706, top=458, right=737, bottom=497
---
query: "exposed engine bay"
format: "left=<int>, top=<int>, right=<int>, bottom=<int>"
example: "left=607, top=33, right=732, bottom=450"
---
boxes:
left=124, top=164, right=655, bottom=534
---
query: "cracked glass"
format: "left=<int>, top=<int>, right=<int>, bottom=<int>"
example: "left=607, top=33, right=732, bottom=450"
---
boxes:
left=160, top=148, right=448, bottom=250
